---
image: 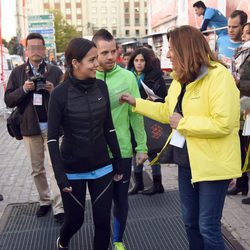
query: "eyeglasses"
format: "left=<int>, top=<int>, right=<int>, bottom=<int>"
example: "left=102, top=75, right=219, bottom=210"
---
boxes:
left=27, top=45, right=45, bottom=51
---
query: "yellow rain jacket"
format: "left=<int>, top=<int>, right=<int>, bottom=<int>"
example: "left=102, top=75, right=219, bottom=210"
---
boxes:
left=133, top=62, right=242, bottom=183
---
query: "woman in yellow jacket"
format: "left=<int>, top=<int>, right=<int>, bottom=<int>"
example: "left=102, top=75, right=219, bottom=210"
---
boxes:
left=120, top=25, right=242, bottom=250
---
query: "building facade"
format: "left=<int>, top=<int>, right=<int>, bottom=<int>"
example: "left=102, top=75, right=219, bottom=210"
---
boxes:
left=16, top=0, right=148, bottom=39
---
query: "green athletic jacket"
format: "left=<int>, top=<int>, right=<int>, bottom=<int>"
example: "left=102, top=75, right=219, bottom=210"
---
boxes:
left=96, top=64, right=147, bottom=158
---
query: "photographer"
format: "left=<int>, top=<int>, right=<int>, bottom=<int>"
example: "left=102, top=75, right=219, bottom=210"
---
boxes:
left=4, top=33, right=64, bottom=223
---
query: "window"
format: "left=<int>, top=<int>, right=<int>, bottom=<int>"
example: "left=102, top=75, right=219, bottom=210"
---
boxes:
left=125, top=30, right=130, bottom=36
left=145, top=17, right=148, bottom=26
left=77, top=19, right=82, bottom=25
left=65, top=8, right=71, bottom=14
left=111, top=7, right=116, bottom=13
left=125, top=18, right=130, bottom=26
left=135, top=17, right=140, bottom=26
left=136, top=29, right=140, bottom=36
left=92, top=7, right=97, bottom=13
left=65, top=0, right=70, bottom=2
left=125, top=7, right=129, bottom=13
left=101, top=7, right=107, bottom=13
left=92, top=18, right=97, bottom=25
left=76, top=8, right=81, bottom=14
left=112, top=30, right=117, bottom=36
left=112, top=18, right=117, bottom=25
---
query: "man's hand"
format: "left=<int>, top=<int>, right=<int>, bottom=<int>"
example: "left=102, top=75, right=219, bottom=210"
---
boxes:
left=45, top=81, right=54, bottom=93
left=169, top=112, right=183, bottom=129
left=136, top=152, right=148, bottom=165
left=23, top=80, right=35, bottom=92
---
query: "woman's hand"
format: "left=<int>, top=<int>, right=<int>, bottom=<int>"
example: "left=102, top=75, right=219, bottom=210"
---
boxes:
left=119, top=93, right=136, bottom=106
left=63, top=186, right=73, bottom=193
left=243, top=108, right=250, bottom=119
left=113, top=174, right=123, bottom=182
left=169, top=112, right=183, bottom=129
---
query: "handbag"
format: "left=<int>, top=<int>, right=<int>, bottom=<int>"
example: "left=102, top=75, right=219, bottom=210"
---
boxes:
left=6, top=108, right=23, bottom=140
left=242, top=143, right=250, bottom=173
left=144, top=116, right=171, bottom=154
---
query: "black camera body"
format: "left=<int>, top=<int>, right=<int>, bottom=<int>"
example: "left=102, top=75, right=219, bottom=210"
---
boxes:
left=30, top=74, right=46, bottom=91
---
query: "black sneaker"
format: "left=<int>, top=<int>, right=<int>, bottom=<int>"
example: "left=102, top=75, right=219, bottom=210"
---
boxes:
left=36, top=205, right=51, bottom=217
left=0, top=194, right=3, bottom=201
left=56, top=237, right=68, bottom=250
left=54, top=213, right=65, bottom=224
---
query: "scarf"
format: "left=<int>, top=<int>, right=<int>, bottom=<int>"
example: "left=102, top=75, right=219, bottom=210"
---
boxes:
left=131, top=68, right=144, bottom=88
left=232, top=40, right=250, bottom=81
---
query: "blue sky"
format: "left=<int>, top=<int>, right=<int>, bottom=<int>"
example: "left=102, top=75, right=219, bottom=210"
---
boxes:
left=1, top=0, right=16, bottom=41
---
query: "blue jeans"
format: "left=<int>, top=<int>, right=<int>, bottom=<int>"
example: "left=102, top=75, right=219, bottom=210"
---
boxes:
left=133, top=153, right=161, bottom=176
left=178, top=166, right=230, bottom=250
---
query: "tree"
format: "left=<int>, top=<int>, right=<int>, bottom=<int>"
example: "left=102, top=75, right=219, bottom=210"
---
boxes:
left=2, top=38, right=8, bottom=48
left=49, top=10, right=81, bottom=53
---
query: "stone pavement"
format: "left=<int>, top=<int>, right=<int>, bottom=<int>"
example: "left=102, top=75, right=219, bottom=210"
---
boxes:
left=0, top=115, right=250, bottom=249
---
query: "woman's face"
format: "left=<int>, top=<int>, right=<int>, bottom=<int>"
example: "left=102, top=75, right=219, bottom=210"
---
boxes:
left=73, top=47, right=99, bottom=79
left=133, top=54, right=146, bottom=73
left=167, top=39, right=178, bottom=71
left=242, top=25, right=250, bottom=42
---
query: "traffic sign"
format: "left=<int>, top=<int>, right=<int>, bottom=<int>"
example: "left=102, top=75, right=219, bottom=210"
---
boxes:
left=43, top=34, right=55, bottom=39
left=28, top=21, right=54, bottom=28
left=45, top=43, right=56, bottom=49
left=29, top=28, right=55, bottom=34
left=28, top=14, right=54, bottom=22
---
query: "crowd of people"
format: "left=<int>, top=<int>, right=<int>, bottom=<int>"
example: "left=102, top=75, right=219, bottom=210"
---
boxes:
left=2, top=1, right=250, bottom=250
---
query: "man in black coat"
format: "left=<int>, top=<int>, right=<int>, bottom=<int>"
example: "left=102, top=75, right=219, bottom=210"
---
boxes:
left=4, top=33, right=64, bottom=223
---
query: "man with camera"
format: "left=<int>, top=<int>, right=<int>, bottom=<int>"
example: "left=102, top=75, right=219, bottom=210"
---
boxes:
left=4, top=33, right=64, bottom=223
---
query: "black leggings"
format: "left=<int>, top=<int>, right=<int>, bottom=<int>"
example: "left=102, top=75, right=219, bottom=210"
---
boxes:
left=59, top=172, right=113, bottom=250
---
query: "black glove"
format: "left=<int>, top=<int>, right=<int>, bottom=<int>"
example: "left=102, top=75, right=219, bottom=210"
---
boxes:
left=55, top=170, right=71, bottom=191
left=111, top=158, right=124, bottom=175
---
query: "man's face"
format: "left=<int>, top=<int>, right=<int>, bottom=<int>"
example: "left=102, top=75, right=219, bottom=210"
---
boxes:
left=26, top=39, right=46, bottom=63
left=228, top=16, right=242, bottom=42
left=194, top=7, right=204, bottom=16
left=95, top=39, right=117, bottom=71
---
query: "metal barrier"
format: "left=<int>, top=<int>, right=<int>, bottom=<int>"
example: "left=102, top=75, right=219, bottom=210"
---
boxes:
left=202, top=26, right=228, bottom=52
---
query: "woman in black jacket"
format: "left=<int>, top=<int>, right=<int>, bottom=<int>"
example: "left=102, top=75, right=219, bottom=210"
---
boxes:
left=47, top=38, right=122, bottom=250
left=127, top=47, right=168, bottom=195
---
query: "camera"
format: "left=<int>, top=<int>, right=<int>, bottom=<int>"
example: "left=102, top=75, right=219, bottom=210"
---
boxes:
left=30, top=73, right=46, bottom=91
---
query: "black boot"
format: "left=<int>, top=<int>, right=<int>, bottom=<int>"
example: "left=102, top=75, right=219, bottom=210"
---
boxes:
left=227, top=187, right=248, bottom=196
left=142, top=175, right=164, bottom=195
left=242, top=197, right=250, bottom=204
left=128, top=172, right=144, bottom=195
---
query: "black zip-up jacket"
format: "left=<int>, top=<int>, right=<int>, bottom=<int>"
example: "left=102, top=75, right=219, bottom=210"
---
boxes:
left=4, top=62, right=63, bottom=136
left=47, top=76, right=122, bottom=190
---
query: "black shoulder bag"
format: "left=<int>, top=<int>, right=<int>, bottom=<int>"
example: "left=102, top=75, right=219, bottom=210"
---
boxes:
left=7, top=108, right=23, bottom=140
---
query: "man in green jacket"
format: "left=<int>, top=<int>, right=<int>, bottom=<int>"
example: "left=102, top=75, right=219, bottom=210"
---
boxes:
left=93, top=29, right=148, bottom=250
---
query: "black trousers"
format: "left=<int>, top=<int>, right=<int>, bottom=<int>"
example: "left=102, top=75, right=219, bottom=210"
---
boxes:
left=59, top=172, right=113, bottom=250
left=236, top=133, right=249, bottom=189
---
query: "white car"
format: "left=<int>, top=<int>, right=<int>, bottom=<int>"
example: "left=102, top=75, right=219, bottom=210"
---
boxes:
left=10, top=55, right=24, bottom=67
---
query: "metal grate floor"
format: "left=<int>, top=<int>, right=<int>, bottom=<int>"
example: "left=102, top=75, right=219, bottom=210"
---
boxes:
left=0, top=190, right=242, bottom=250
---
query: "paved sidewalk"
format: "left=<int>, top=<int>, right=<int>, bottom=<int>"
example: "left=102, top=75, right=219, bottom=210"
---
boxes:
left=0, top=116, right=250, bottom=249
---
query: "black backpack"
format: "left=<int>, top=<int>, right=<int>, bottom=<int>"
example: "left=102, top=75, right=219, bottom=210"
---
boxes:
left=6, top=108, right=23, bottom=140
